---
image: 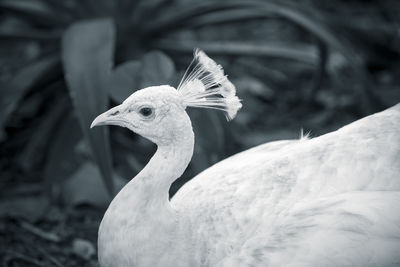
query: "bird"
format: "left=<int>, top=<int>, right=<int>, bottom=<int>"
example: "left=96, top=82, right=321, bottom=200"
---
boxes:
left=91, top=49, right=400, bottom=267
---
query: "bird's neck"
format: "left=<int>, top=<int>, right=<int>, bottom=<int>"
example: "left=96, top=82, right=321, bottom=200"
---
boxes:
left=98, top=123, right=196, bottom=267
left=114, top=114, right=195, bottom=209
left=139, top=132, right=195, bottom=199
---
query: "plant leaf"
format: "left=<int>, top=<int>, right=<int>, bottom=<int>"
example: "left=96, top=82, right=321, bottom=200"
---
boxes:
left=0, top=54, right=59, bottom=141
left=144, top=1, right=248, bottom=35
left=155, top=40, right=318, bottom=65
left=41, top=0, right=76, bottom=19
left=173, top=7, right=270, bottom=29
left=62, top=162, right=126, bottom=207
left=0, top=29, right=61, bottom=41
left=165, top=0, right=358, bottom=67
left=18, top=95, right=69, bottom=172
left=149, top=1, right=344, bottom=61
left=139, top=50, right=175, bottom=88
left=0, top=0, right=70, bottom=27
left=62, top=18, right=115, bottom=195
left=44, top=110, right=82, bottom=200
left=108, top=60, right=142, bottom=103
left=153, top=0, right=378, bottom=112
left=133, top=0, right=173, bottom=23
left=154, top=0, right=343, bottom=51
left=108, top=50, right=175, bottom=103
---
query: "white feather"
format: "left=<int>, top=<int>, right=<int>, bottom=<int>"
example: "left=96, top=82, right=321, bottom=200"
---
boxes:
left=94, top=45, right=400, bottom=267
left=177, top=49, right=242, bottom=120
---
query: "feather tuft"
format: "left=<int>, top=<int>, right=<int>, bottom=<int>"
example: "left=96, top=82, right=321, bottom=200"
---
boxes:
left=177, top=49, right=242, bottom=120
left=299, top=128, right=311, bottom=141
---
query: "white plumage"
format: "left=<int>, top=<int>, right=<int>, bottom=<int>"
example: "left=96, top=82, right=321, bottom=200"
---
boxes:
left=91, top=50, right=400, bottom=267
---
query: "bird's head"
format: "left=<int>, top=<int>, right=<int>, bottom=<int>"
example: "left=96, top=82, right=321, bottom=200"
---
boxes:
left=91, top=49, right=242, bottom=145
left=91, top=85, right=189, bottom=145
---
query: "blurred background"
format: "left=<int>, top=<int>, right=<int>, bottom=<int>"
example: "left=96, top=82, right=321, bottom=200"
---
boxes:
left=0, top=0, right=400, bottom=266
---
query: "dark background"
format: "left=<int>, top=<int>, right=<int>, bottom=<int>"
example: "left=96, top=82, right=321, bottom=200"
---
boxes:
left=0, top=0, right=400, bottom=266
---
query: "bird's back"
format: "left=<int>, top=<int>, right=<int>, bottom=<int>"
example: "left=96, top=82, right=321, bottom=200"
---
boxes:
left=172, top=103, right=400, bottom=266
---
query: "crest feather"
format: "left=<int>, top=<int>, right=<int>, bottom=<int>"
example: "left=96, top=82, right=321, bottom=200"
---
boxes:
left=177, top=49, right=242, bottom=120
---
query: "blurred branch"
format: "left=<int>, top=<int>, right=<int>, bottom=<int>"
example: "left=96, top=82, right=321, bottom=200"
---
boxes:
left=3, top=251, right=42, bottom=267
left=19, top=221, right=61, bottom=243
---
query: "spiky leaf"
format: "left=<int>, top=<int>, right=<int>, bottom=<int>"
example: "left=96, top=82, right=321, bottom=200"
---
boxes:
left=0, top=54, right=59, bottom=141
left=62, top=18, right=115, bottom=195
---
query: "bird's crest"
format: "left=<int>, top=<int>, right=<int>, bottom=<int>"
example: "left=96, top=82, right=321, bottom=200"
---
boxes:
left=177, top=49, right=242, bottom=120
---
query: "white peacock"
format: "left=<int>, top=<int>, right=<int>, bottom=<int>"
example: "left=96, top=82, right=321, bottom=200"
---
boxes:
left=91, top=49, right=400, bottom=267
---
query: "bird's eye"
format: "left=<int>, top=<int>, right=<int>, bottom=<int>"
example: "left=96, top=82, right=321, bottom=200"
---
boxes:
left=139, top=107, right=154, bottom=118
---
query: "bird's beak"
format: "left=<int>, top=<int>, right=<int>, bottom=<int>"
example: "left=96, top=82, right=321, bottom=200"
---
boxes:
left=90, top=105, right=123, bottom=128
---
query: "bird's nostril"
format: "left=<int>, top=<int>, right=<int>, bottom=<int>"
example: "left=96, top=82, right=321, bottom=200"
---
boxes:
left=110, top=110, right=120, bottom=116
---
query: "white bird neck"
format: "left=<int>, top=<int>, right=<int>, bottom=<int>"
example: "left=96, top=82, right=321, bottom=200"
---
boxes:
left=98, top=116, right=196, bottom=267
left=140, top=131, right=195, bottom=199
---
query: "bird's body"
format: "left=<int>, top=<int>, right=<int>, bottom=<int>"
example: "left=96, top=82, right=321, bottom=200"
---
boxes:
left=92, top=50, right=400, bottom=266
left=173, top=103, right=400, bottom=266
